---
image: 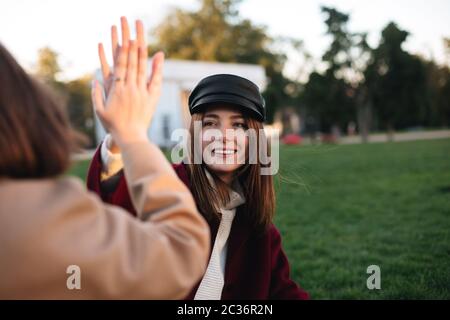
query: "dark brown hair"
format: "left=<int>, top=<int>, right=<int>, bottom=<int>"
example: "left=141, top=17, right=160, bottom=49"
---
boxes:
left=186, top=112, right=275, bottom=231
left=0, top=43, right=82, bottom=178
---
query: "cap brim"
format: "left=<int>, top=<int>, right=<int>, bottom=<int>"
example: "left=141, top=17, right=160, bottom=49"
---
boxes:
left=190, top=94, right=264, bottom=121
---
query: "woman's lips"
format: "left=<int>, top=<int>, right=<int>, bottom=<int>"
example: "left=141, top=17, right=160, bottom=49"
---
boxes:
left=212, top=149, right=237, bottom=156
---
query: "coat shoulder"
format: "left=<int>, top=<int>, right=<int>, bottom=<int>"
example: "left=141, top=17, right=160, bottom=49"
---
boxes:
left=268, top=223, right=281, bottom=237
left=171, top=162, right=190, bottom=187
left=263, top=223, right=282, bottom=246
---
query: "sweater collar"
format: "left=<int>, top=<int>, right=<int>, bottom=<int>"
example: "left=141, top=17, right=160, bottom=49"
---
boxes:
left=204, top=169, right=246, bottom=211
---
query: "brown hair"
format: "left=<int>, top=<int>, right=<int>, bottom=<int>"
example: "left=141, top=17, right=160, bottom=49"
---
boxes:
left=0, top=43, right=82, bottom=179
left=186, top=112, right=275, bottom=231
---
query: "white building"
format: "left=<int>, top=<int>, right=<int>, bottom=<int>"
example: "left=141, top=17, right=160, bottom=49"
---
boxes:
left=94, top=59, right=266, bottom=147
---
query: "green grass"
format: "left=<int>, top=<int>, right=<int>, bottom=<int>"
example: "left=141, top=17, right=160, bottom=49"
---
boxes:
left=275, top=138, right=450, bottom=299
left=69, top=159, right=90, bottom=180
left=68, top=138, right=450, bottom=299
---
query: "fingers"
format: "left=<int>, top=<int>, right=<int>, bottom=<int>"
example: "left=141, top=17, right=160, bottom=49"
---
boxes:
left=92, top=80, right=106, bottom=118
left=120, top=16, right=130, bottom=51
left=98, top=43, right=111, bottom=83
left=111, top=25, right=119, bottom=64
left=147, top=51, right=164, bottom=94
left=136, top=19, right=145, bottom=52
left=126, top=40, right=138, bottom=85
left=104, top=18, right=146, bottom=85
left=110, top=16, right=130, bottom=82
left=136, top=20, right=148, bottom=87
left=113, top=44, right=128, bottom=82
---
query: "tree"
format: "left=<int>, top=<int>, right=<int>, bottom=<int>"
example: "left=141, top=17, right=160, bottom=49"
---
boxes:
left=321, top=6, right=354, bottom=74
left=148, top=0, right=294, bottom=122
left=34, top=47, right=95, bottom=147
left=436, top=38, right=450, bottom=126
left=300, top=8, right=448, bottom=139
left=444, top=38, right=450, bottom=65
left=35, top=47, right=62, bottom=83
left=301, top=6, right=370, bottom=138
left=302, top=71, right=354, bottom=135
left=365, top=22, right=428, bottom=138
left=65, top=76, right=96, bottom=147
left=439, top=39, right=450, bottom=126
left=437, top=67, right=450, bottom=126
left=424, top=58, right=450, bottom=127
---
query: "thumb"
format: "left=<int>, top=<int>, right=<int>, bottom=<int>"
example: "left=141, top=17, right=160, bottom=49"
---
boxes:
left=92, top=80, right=108, bottom=124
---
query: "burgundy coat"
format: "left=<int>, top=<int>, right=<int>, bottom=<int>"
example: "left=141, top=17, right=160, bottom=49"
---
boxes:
left=86, top=146, right=309, bottom=300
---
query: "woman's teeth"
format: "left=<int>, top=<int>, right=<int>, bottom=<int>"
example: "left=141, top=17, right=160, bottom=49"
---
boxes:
left=214, top=149, right=236, bottom=155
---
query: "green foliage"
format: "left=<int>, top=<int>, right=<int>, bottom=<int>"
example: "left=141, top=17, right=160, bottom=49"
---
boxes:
left=65, top=76, right=96, bottom=147
left=302, top=71, right=354, bottom=133
left=34, top=47, right=95, bottom=147
left=301, top=8, right=450, bottom=135
left=301, top=6, right=366, bottom=134
left=321, top=6, right=353, bottom=71
left=35, top=47, right=62, bottom=82
left=365, top=22, right=429, bottom=130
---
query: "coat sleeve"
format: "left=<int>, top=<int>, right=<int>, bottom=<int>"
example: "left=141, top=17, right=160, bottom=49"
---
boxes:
left=269, top=225, right=310, bottom=300
left=63, top=141, right=210, bottom=299
left=86, top=142, right=107, bottom=196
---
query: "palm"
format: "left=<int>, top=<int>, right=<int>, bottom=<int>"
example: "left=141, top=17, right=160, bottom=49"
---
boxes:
left=92, top=17, right=164, bottom=137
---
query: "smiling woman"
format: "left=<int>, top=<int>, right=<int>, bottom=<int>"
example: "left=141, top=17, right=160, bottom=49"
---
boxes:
left=187, top=105, right=273, bottom=228
left=199, top=106, right=249, bottom=180
left=87, top=73, right=310, bottom=300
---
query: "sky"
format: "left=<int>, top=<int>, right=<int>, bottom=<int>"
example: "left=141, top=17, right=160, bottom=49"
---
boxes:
left=1, top=0, right=449, bottom=81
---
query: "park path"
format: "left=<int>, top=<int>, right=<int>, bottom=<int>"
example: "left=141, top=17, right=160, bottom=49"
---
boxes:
left=338, top=129, right=450, bottom=145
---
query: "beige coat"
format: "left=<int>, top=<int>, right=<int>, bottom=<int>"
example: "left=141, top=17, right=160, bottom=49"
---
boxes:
left=0, top=142, right=210, bottom=299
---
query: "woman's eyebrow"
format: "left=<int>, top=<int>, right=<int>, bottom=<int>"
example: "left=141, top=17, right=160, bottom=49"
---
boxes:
left=203, top=113, right=243, bottom=119
left=203, top=114, right=219, bottom=119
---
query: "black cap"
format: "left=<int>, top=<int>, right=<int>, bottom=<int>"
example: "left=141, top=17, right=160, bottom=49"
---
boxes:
left=188, top=74, right=266, bottom=121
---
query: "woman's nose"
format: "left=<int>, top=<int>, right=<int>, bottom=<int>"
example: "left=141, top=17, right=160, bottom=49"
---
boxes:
left=220, top=126, right=236, bottom=142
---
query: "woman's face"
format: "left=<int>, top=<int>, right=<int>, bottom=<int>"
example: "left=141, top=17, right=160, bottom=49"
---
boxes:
left=200, top=105, right=249, bottom=177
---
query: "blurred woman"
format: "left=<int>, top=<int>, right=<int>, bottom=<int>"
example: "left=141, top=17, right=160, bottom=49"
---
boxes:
left=0, top=18, right=209, bottom=299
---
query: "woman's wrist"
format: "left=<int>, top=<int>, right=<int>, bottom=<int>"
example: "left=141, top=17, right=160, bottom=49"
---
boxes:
left=111, top=129, right=149, bottom=149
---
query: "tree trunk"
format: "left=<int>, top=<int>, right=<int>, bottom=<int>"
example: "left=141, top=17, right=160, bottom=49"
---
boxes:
left=358, top=103, right=371, bottom=143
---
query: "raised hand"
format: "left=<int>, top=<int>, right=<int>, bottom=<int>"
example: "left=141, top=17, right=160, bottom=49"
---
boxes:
left=92, top=17, right=164, bottom=147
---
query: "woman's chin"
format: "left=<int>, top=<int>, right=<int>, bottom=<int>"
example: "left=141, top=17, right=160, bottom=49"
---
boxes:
left=206, top=163, right=244, bottom=175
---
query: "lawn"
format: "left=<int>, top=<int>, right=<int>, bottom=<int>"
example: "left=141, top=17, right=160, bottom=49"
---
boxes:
left=68, top=138, right=450, bottom=299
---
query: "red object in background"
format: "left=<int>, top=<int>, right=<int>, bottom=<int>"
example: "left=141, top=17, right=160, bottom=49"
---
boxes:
left=282, top=134, right=303, bottom=145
